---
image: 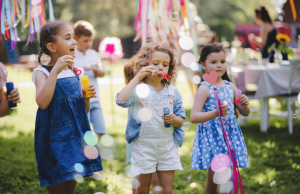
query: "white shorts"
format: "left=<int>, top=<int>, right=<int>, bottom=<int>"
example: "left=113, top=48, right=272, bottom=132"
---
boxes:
left=131, top=136, right=183, bottom=177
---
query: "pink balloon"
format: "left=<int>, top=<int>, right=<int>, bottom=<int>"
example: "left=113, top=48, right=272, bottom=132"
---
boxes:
left=31, top=6, right=42, bottom=18
left=31, top=0, right=42, bottom=6
left=211, top=154, right=230, bottom=172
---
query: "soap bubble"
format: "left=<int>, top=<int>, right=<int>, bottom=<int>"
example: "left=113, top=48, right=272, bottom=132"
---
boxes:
left=94, top=192, right=105, bottom=194
left=179, top=36, right=194, bottom=50
left=125, top=165, right=133, bottom=177
left=31, top=6, right=42, bottom=18
left=101, top=148, right=114, bottom=160
left=74, top=174, right=84, bottom=183
left=190, top=62, right=199, bottom=71
left=192, top=75, right=201, bottom=84
left=298, top=92, right=300, bottom=104
left=101, top=134, right=113, bottom=147
left=74, top=163, right=84, bottom=172
left=181, top=52, right=196, bottom=68
left=190, top=182, right=200, bottom=189
left=136, top=83, right=150, bottom=98
left=153, top=186, right=163, bottom=192
left=84, top=131, right=98, bottom=145
left=172, top=12, right=179, bottom=20
left=213, top=167, right=231, bottom=184
left=84, top=145, right=99, bottom=159
left=182, top=122, right=191, bottom=130
left=219, top=181, right=233, bottom=193
left=30, top=54, right=36, bottom=61
left=132, top=177, right=140, bottom=189
left=138, top=108, right=152, bottom=121
left=211, top=154, right=230, bottom=172
left=32, top=0, right=42, bottom=5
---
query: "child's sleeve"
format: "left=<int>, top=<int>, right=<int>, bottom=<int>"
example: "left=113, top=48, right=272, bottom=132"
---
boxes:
left=173, top=88, right=186, bottom=119
left=115, top=89, right=137, bottom=108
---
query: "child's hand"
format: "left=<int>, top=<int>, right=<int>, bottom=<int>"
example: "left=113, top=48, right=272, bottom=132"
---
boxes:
left=136, top=66, right=155, bottom=81
left=53, top=55, right=74, bottom=75
left=82, top=84, right=97, bottom=100
left=221, top=101, right=229, bottom=116
left=240, top=94, right=249, bottom=107
left=4, top=88, right=21, bottom=104
left=162, top=112, right=176, bottom=124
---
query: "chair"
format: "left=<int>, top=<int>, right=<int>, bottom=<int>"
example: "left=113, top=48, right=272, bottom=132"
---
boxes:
left=270, top=59, right=300, bottom=134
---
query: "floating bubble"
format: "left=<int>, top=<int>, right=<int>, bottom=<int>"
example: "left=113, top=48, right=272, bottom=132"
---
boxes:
left=101, top=148, right=114, bottom=160
left=192, top=75, right=201, bottom=84
left=74, top=174, right=84, bottom=183
left=153, top=185, right=163, bottom=192
left=94, top=192, right=105, bottom=194
left=84, top=145, right=99, bottom=159
left=32, top=0, right=42, bottom=5
left=172, top=12, right=179, bottom=20
left=219, top=181, right=233, bottom=193
left=30, top=54, right=36, bottom=61
left=84, top=131, right=98, bottom=145
left=101, top=134, right=113, bottom=147
left=277, top=15, right=283, bottom=21
left=136, top=83, right=150, bottom=98
left=182, top=122, right=191, bottom=130
left=190, top=182, right=200, bottom=189
left=125, top=165, right=133, bottom=177
left=213, top=167, right=231, bottom=184
left=179, top=36, right=194, bottom=50
left=138, top=108, right=152, bottom=121
left=298, top=92, right=300, bottom=104
left=181, top=52, right=196, bottom=68
left=74, top=163, right=84, bottom=172
left=132, top=177, right=140, bottom=189
left=190, top=62, right=199, bottom=71
left=211, top=154, right=230, bottom=172
left=31, top=6, right=42, bottom=18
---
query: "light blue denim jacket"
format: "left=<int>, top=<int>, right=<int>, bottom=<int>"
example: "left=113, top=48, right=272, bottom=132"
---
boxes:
left=116, top=85, right=186, bottom=147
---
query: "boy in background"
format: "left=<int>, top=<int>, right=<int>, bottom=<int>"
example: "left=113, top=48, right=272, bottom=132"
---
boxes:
left=73, top=21, right=106, bottom=138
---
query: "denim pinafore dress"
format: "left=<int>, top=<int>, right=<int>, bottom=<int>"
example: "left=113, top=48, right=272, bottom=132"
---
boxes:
left=34, top=67, right=103, bottom=186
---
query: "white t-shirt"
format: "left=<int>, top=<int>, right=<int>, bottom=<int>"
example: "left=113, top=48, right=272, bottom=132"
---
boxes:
left=0, top=62, right=8, bottom=88
left=74, top=49, right=102, bottom=102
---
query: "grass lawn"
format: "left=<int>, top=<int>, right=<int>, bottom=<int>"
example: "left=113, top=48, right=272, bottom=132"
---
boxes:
left=1, top=65, right=300, bottom=194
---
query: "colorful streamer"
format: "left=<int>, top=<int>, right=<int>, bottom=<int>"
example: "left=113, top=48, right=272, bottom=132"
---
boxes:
left=290, top=0, right=297, bottom=21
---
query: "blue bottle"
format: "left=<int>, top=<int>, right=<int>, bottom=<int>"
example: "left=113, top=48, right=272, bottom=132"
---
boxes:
left=163, top=107, right=171, bottom=128
left=6, top=82, right=17, bottom=108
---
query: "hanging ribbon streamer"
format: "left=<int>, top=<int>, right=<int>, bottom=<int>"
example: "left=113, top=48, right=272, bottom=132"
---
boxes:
left=48, top=0, right=54, bottom=21
left=290, top=0, right=297, bottom=21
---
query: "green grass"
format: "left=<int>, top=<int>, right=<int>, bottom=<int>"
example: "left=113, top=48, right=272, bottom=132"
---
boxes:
left=1, top=65, right=300, bottom=193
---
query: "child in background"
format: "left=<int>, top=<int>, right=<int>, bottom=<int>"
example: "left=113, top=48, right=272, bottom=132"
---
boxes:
left=0, top=62, right=21, bottom=117
left=123, top=61, right=159, bottom=194
left=73, top=20, right=106, bottom=139
left=32, top=21, right=103, bottom=194
left=190, top=43, right=250, bottom=194
left=117, top=42, right=186, bottom=194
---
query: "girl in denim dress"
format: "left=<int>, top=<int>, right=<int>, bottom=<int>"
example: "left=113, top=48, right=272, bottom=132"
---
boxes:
left=32, top=21, right=103, bottom=193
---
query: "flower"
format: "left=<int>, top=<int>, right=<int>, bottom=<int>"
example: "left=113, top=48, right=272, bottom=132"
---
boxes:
left=276, top=33, right=291, bottom=44
left=98, top=37, right=123, bottom=60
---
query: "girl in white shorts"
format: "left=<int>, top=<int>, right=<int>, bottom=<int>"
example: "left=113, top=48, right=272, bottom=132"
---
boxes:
left=116, top=42, right=186, bottom=194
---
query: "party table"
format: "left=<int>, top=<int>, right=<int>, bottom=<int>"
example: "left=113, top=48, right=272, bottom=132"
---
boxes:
left=231, top=63, right=300, bottom=132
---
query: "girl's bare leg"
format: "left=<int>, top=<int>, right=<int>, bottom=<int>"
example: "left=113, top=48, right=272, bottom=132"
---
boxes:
left=151, top=172, right=160, bottom=192
left=204, top=168, right=218, bottom=194
left=156, top=170, right=175, bottom=194
left=47, top=182, right=67, bottom=194
left=66, top=179, right=77, bottom=194
left=136, top=173, right=153, bottom=194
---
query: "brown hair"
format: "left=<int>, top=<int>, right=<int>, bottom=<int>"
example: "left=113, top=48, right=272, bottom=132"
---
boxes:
left=73, top=20, right=95, bottom=38
left=255, top=6, right=272, bottom=24
left=199, top=43, right=239, bottom=118
left=133, top=42, right=178, bottom=84
left=124, top=62, right=134, bottom=85
left=38, top=21, right=69, bottom=63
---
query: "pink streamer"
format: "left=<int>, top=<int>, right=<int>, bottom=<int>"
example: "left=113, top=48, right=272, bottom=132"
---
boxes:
left=134, top=0, right=142, bottom=31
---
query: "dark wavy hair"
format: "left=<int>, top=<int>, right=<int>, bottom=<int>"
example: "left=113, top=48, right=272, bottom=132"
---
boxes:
left=255, top=6, right=272, bottom=24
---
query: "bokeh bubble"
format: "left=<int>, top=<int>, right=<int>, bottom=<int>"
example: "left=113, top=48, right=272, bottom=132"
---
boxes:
left=101, top=148, right=114, bottom=160
left=211, top=154, right=230, bottom=172
left=136, top=83, right=150, bottom=98
left=32, top=0, right=42, bottom=5
left=74, top=163, right=84, bottom=172
left=84, top=131, right=98, bottom=145
left=213, top=167, right=231, bottom=184
left=181, top=122, right=191, bottom=130
left=190, top=62, right=199, bottom=71
left=132, top=177, right=140, bottom=189
left=181, top=52, right=196, bottom=68
left=298, top=92, right=300, bottom=104
left=84, top=145, right=99, bottom=159
left=179, top=36, right=194, bottom=50
left=138, top=108, right=152, bottom=121
left=125, top=165, right=133, bottom=177
left=30, top=54, right=36, bottom=61
left=153, top=185, right=163, bottom=192
left=190, top=182, right=200, bottom=189
left=172, top=12, right=179, bottom=20
left=101, top=134, right=113, bottom=147
left=219, top=181, right=233, bottom=193
left=94, top=192, right=105, bottom=194
left=192, top=75, right=201, bottom=84
left=74, top=174, right=84, bottom=183
left=31, top=6, right=42, bottom=18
